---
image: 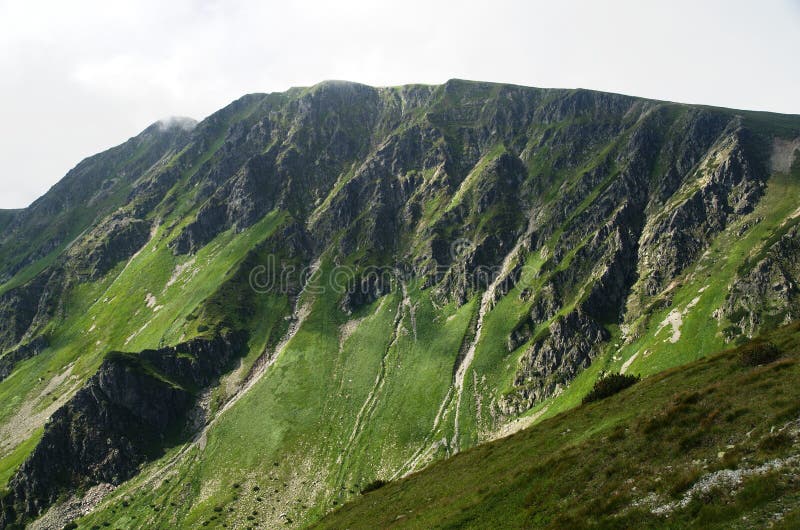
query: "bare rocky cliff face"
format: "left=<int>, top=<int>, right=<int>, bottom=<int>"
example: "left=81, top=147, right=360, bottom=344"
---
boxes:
left=0, top=331, right=247, bottom=525
left=0, top=80, right=798, bottom=526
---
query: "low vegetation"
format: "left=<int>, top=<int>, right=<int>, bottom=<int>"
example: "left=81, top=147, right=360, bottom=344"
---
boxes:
left=359, top=479, right=387, bottom=494
left=739, top=339, right=781, bottom=367
left=581, top=372, right=640, bottom=404
left=315, top=322, right=800, bottom=529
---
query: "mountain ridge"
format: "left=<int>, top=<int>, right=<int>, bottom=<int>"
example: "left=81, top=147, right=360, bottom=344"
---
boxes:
left=0, top=79, right=798, bottom=528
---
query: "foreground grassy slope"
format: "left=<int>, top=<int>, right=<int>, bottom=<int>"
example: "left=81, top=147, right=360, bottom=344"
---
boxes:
left=315, top=322, right=800, bottom=529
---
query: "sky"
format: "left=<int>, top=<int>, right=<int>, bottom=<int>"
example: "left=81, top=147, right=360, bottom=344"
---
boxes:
left=1, top=0, right=798, bottom=209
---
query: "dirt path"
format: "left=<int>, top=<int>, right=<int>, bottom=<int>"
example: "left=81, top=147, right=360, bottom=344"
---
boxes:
left=488, top=405, right=551, bottom=441
left=620, top=352, right=639, bottom=374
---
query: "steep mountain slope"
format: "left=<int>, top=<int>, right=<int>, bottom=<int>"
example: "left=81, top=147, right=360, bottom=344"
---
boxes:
left=0, top=80, right=797, bottom=528
left=313, top=322, right=800, bottom=529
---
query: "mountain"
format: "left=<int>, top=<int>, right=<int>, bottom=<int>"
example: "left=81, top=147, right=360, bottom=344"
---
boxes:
left=0, top=79, right=798, bottom=528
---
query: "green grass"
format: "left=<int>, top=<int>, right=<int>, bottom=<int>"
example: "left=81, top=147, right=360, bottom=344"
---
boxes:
left=0, top=211, right=287, bottom=471
left=0, top=428, right=41, bottom=488
left=75, top=275, right=478, bottom=529
left=313, top=321, right=800, bottom=529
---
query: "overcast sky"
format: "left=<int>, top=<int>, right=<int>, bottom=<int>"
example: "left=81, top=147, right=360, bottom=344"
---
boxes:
left=1, top=0, right=798, bottom=209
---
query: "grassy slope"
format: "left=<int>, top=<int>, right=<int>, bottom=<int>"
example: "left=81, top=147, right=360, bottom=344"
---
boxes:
left=76, top=275, right=479, bottom=529
left=314, top=322, right=800, bottom=529
left=0, top=213, right=287, bottom=483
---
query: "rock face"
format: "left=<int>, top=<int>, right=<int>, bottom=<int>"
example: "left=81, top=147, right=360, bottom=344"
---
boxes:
left=503, top=310, right=610, bottom=414
left=171, top=155, right=282, bottom=254
left=0, top=271, right=61, bottom=356
left=638, top=130, right=766, bottom=296
left=67, top=215, right=152, bottom=280
left=723, top=225, right=800, bottom=338
left=0, top=331, right=246, bottom=525
left=340, top=271, right=394, bottom=314
left=0, top=336, right=48, bottom=381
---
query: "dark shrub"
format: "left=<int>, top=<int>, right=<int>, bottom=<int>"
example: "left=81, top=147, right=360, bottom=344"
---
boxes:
left=582, top=373, right=640, bottom=404
left=360, top=479, right=388, bottom=494
left=739, top=340, right=780, bottom=366
left=758, top=431, right=792, bottom=453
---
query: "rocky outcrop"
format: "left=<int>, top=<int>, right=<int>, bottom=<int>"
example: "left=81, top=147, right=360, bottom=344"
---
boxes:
left=722, top=225, right=800, bottom=338
left=581, top=203, right=642, bottom=324
left=339, top=270, right=394, bottom=314
left=495, top=114, right=769, bottom=414
left=67, top=215, right=151, bottom=279
left=0, top=331, right=246, bottom=525
left=638, top=130, right=766, bottom=296
left=429, top=153, right=528, bottom=305
left=502, top=310, right=609, bottom=415
left=171, top=153, right=283, bottom=254
left=0, top=336, right=48, bottom=381
left=0, top=270, right=62, bottom=356
left=0, top=279, right=47, bottom=355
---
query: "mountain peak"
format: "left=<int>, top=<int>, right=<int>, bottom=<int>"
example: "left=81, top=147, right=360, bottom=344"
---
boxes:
left=153, top=116, right=197, bottom=133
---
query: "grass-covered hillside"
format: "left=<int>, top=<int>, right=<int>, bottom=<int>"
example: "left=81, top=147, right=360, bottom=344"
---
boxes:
left=315, top=322, right=800, bottom=529
left=0, top=80, right=797, bottom=527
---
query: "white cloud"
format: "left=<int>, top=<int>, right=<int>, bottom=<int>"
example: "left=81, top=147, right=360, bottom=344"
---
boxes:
left=1, top=0, right=798, bottom=208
